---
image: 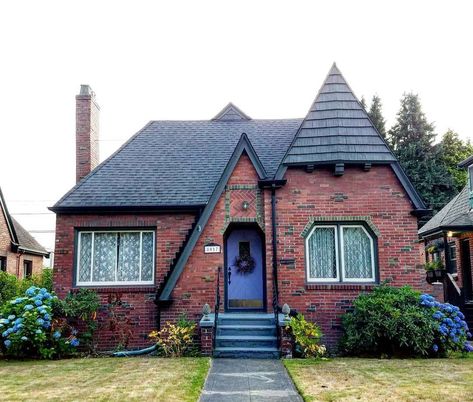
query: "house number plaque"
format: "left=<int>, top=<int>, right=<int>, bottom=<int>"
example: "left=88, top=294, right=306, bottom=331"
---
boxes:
left=204, top=243, right=221, bottom=254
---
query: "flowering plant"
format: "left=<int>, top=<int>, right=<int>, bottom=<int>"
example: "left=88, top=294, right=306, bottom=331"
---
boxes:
left=287, top=313, right=326, bottom=358
left=419, top=294, right=472, bottom=354
left=0, top=286, right=80, bottom=359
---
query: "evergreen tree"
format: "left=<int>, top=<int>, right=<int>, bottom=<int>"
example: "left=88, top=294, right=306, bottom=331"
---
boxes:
left=360, top=96, right=367, bottom=110
left=439, top=130, right=473, bottom=192
left=389, top=93, right=455, bottom=215
left=368, top=95, right=387, bottom=139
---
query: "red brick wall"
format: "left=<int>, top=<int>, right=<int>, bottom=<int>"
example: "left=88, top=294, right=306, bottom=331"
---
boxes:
left=54, top=156, right=425, bottom=351
left=53, top=213, right=195, bottom=349
left=276, top=165, right=425, bottom=347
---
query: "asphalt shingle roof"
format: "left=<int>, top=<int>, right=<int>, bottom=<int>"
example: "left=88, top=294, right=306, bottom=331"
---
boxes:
left=419, top=185, right=473, bottom=236
left=53, top=117, right=301, bottom=209
left=283, top=63, right=396, bottom=165
left=11, top=217, right=49, bottom=254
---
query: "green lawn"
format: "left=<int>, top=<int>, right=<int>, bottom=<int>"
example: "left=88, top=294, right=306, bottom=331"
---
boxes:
left=0, top=357, right=209, bottom=402
left=284, top=357, right=473, bottom=402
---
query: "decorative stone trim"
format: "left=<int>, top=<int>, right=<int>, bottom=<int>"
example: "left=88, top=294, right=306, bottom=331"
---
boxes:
left=226, top=184, right=258, bottom=190
left=300, top=216, right=381, bottom=238
left=305, top=283, right=375, bottom=291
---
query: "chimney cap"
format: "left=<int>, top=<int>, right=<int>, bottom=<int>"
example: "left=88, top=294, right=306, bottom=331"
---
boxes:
left=79, top=84, right=95, bottom=96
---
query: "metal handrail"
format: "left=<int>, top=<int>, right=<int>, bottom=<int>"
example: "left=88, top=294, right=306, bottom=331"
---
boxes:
left=212, top=266, right=221, bottom=352
left=273, top=276, right=280, bottom=348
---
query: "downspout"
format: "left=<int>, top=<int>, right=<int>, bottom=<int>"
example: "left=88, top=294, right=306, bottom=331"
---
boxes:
left=443, top=231, right=451, bottom=302
left=271, top=185, right=279, bottom=307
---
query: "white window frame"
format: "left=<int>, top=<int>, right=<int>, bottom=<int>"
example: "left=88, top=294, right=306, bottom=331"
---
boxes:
left=340, top=225, right=376, bottom=283
left=305, top=224, right=376, bottom=283
left=76, top=230, right=155, bottom=286
left=305, top=225, right=339, bottom=283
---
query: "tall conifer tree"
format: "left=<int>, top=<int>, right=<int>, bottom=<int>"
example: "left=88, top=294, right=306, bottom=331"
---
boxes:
left=440, top=130, right=473, bottom=192
left=368, top=95, right=387, bottom=139
left=389, top=93, right=455, bottom=214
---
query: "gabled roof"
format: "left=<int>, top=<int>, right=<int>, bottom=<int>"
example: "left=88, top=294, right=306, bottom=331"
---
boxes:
left=419, top=185, right=473, bottom=236
left=159, top=133, right=267, bottom=300
left=51, top=119, right=300, bottom=211
left=0, top=186, right=49, bottom=256
left=212, top=102, right=251, bottom=121
left=458, top=154, right=473, bottom=168
left=282, top=63, right=396, bottom=166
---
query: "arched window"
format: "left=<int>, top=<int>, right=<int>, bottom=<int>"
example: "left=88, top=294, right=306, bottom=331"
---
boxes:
left=305, top=224, right=376, bottom=283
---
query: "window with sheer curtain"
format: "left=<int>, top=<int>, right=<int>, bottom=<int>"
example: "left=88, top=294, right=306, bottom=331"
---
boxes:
left=76, top=231, right=155, bottom=286
left=306, top=224, right=376, bottom=283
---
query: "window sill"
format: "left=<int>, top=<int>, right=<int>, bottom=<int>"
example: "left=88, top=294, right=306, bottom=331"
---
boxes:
left=72, top=286, right=157, bottom=293
left=306, top=283, right=376, bottom=291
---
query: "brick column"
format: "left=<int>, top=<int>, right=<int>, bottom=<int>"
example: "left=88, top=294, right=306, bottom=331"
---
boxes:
left=199, top=314, right=215, bottom=356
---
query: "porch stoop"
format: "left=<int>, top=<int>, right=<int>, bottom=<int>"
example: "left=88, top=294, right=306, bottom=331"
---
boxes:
left=213, top=313, right=279, bottom=359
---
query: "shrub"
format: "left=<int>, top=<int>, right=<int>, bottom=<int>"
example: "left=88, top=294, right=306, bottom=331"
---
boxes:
left=0, top=286, right=79, bottom=359
left=149, top=315, right=196, bottom=357
left=0, top=269, right=53, bottom=306
left=53, top=289, right=100, bottom=353
left=340, top=285, right=472, bottom=357
left=287, top=314, right=326, bottom=358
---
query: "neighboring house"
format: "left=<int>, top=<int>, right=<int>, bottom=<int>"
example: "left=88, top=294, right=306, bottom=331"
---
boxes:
left=51, top=64, right=428, bottom=355
left=0, top=186, right=49, bottom=278
left=419, top=155, right=473, bottom=329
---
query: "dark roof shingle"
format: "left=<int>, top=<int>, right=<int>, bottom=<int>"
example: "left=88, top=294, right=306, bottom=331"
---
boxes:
left=283, top=63, right=396, bottom=165
left=53, top=119, right=301, bottom=209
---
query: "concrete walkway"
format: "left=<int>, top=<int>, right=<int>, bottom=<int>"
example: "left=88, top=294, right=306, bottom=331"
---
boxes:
left=199, top=359, right=303, bottom=402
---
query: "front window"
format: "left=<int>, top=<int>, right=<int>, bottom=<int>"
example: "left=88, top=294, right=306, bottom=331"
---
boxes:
left=77, top=230, right=155, bottom=286
left=305, top=224, right=376, bottom=283
left=23, top=260, right=32, bottom=278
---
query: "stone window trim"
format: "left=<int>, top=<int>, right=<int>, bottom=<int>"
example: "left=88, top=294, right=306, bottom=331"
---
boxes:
left=300, top=216, right=381, bottom=238
left=75, top=229, right=156, bottom=287
left=304, top=220, right=379, bottom=285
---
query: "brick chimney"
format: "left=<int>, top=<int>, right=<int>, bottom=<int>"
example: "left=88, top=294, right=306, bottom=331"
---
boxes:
left=76, top=85, right=99, bottom=183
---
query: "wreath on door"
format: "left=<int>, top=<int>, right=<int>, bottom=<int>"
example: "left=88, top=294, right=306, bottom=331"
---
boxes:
left=234, top=254, right=256, bottom=275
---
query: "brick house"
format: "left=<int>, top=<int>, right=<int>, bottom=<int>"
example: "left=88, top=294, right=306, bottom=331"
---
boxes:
left=419, top=155, right=473, bottom=330
left=51, top=64, right=429, bottom=355
left=0, top=186, right=49, bottom=277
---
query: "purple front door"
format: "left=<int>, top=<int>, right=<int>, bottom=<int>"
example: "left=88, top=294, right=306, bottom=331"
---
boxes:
left=226, top=228, right=265, bottom=310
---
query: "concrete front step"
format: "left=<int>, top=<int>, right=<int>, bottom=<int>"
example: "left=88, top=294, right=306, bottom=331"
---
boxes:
left=216, top=335, right=277, bottom=348
left=217, top=313, right=276, bottom=326
left=213, top=346, right=280, bottom=359
left=217, top=324, right=276, bottom=336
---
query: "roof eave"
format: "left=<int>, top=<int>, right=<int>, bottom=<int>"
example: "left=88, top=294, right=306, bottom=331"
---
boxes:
left=49, top=204, right=205, bottom=214
left=419, top=225, right=473, bottom=238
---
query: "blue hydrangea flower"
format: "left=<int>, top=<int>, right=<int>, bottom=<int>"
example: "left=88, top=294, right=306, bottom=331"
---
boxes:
left=432, top=344, right=439, bottom=352
left=21, top=336, right=28, bottom=341
left=458, top=312, right=465, bottom=320
left=43, top=314, right=51, bottom=321
left=70, top=338, right=80, bottom=347
left=467, top=332, right=472, bottom=339
left=34, top=300, right=43, bottom=306
left=14, top=318, right=23, bottom=325
left=23, top=305, right=34, bottom=311
left=36, top=318, right=44, bottom=325
left=4, top=339, right=11, bottom=348
left=42, top=321, right=51, bottom=329
left=464, top=342, right=473, bottom=352
left=7, top=315, right=15, bottom=320
left=25, top=286, right=37, bottom=297
left=2, top=330, right=9, bottom=338
left=35, top=329, right=42, bottom=334
left=432, top=311, right=443, bottom=320
left=53, top=331, right=61, bottom=339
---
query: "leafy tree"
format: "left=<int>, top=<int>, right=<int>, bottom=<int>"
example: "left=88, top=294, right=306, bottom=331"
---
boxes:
left=368, top=95, right=387, bottom=139
left=439, top=130, right=473, bottom=192
left=389, top=93, right=455, bottom=214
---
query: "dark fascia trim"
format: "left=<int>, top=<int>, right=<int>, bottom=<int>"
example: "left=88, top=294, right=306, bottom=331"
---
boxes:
left=0, top=187, right=19, bottom=244
left=49, top=204, right=204, bottom=214
left=458, top=155, right=473, bottom=168
left=419, top=225, right=473, bottom=238
left=159, top=133, right=267, bottom=301
left=11, top=243, right=50, bottom=258
left=390, top=162, right=427, bottom=211
left=258, top=179, right=287, bottom=189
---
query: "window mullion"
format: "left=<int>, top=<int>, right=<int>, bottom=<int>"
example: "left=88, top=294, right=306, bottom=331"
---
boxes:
left=338, top=225, right=344, bottom=283
left=115, top=233, right=119, bottom=283
left=139, top=232, right=143, bottom=281
left=90, top=233, right=95, bottom=283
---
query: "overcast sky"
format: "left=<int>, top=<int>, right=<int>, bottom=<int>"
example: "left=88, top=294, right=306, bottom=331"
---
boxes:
left=0, top=0, right=472, bottom=255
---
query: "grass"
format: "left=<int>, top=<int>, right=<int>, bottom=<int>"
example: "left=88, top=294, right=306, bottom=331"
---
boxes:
left=284, top=356, right=473, bottom=402
left=0, top=357, right=210, bottom=402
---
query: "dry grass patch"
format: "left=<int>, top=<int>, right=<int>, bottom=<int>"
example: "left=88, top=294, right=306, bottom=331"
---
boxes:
left=284, top=357, right=473, bottom=402
left=0, top=357, right=209, bottom=402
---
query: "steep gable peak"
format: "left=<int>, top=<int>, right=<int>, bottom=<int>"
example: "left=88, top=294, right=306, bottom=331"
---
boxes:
left=212, top=102, right=251, bottom=121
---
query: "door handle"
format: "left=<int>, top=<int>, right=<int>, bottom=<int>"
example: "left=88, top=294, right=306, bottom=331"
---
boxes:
left=228, top=267, right=231, bottom=285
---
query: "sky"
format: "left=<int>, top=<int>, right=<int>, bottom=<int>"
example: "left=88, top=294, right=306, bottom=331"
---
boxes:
left=0, top=0, right=472, bottom=259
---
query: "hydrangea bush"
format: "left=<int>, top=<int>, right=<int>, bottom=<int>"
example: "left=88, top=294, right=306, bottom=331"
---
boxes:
left=419, top=294, right=472, bottom=355
left=340, top=285, right=472, bottom=357
left=0, top=286, right=79, bottom=359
